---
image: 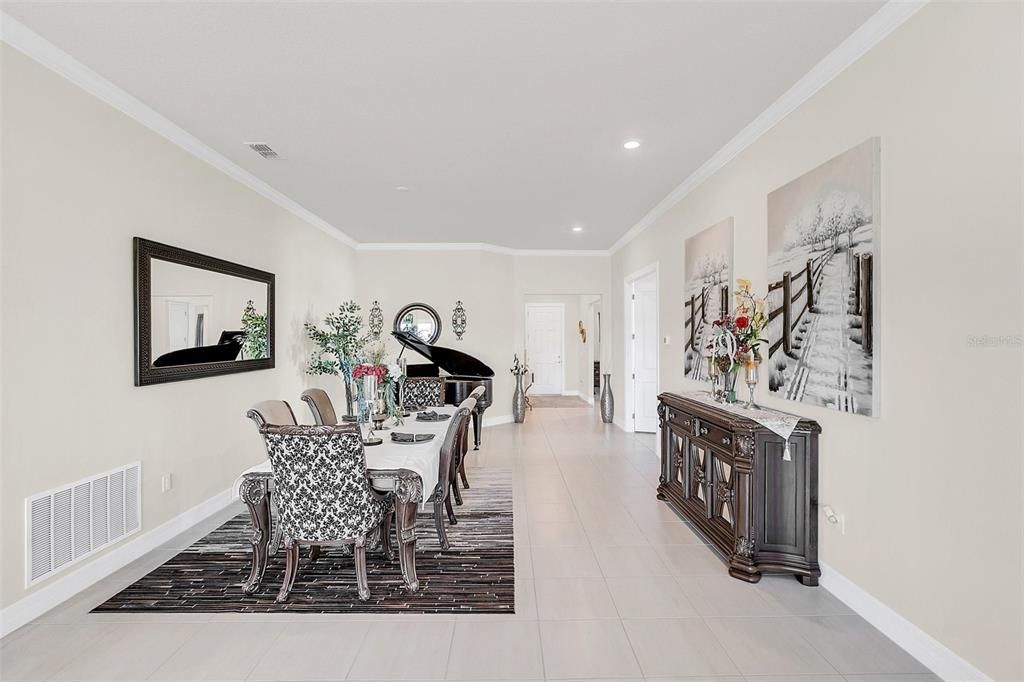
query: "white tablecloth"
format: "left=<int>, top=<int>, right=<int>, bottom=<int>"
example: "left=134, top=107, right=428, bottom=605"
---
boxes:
left=235, top=406, right=456, bottom=500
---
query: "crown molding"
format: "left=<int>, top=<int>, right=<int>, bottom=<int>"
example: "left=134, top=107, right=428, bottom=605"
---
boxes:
left=356, top=242, right=608, bottom=257
left=609, top=0, right=928, bottom=254
left=0, top=12, right=359, bottom=249
left=3, top=3, right=926, bottom=257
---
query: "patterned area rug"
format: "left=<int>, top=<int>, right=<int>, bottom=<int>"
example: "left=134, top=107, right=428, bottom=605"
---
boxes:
left=93, top=468, right=514, bottom=613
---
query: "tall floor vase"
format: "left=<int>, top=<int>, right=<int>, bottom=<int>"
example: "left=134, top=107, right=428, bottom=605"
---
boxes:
left=600, top=373, right=614, bottom=423
left=512, top=375, right=527, bottom=423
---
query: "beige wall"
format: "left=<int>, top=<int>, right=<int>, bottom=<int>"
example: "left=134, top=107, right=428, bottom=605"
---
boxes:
left=609, top=4, right=1023, bottom=679
left=0, top=47, right=359, bottom=609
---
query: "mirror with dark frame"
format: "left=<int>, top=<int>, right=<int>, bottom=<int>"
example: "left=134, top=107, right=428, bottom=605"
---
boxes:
left=393, top=302, right=442, bottom=344
left=134, top=237, right=275, bottom=386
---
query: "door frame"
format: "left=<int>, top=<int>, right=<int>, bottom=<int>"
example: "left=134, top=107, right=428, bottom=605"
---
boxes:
left=524, top=301, right=566, bottom=395
left=623, top=263, right=659, bottom=433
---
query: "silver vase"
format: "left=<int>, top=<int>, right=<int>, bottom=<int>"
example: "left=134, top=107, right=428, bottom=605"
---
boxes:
left=600, top=373, right=614, bottom=423
left=512, top=375, right=527, bottom=423
left=722, top=370, right=739, bottom=404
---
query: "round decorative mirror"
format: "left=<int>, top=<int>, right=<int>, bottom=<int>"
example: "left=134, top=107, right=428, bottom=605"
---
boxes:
left=394, top=302, right=442, bottom=344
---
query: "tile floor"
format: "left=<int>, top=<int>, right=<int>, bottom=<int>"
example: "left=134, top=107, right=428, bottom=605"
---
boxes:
left=0, top=406, right=938, bottom=682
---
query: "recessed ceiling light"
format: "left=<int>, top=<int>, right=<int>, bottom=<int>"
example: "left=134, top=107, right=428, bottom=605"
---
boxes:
left=623, top=140, right=641, bottom=150
left=394, top=185, right=410, bottom=191
left=572, top=226, right=583, bottom=233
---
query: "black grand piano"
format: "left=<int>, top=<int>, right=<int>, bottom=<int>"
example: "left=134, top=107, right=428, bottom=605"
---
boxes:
left=392, top=330, right=494, bottom=449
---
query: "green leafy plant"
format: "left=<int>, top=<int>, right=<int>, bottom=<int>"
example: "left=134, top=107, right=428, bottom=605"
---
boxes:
left=304, top=301, right=371, bottom=414
left=240, top=300, right=268, bottom=360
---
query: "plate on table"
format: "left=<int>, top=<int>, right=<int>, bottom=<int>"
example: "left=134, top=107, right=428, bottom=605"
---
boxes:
left=390, top=432, right=436, bottom=444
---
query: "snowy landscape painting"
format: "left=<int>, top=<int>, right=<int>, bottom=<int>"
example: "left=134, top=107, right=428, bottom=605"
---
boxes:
left=683, top=217, right=733, bottom=380
left=766, top=138, right=880, bottom=416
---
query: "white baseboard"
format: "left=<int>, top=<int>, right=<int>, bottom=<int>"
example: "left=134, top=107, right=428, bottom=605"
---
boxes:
left=819, top=561, right=990, bottom=682
left=483, top=414, right=512, bottom=427
left=0, top=487, right=235, bottom=639
left=561, top=390, right=580, bottom=397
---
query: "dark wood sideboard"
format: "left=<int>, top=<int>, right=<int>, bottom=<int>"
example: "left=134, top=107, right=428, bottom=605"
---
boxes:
left=657, top=392, right=822, bottom=585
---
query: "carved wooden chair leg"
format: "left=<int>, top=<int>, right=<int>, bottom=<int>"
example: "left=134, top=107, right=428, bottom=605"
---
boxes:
left=276, top=539, right=300, bottom=603
left=451, top=474, right=464, bottom=506
left=444, top=495, right=458, bottom=525
left=309, top=544, right=321, bottom=562
left=433, top=500, right=450, bottom=550
left=458, top=462, right=470, bottom=489
left=380, top=511, right=394, bottom=561
left=353, top=536, right=370, bottom=601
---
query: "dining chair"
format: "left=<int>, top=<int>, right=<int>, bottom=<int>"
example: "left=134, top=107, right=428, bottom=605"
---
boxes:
left=300, top=388, right=338, bottom=426
left=450, top=396, right=478, bottom=506
left=256, top=423, right=393, bottom=602
left=427, top=404, right=472, bottom=550
left=402, top=377, right=446, bottom=409
left=246, top=400, right=298, bottom=428
left=456, top=385, right=488, bottom=491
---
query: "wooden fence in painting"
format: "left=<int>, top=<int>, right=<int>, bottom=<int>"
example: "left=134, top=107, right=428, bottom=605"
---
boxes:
left=851, top=252, right=873, bottom=353
left=767, top=247, right=874, bottom=358
left=684, top=284, right=729, bottom=351
left=767, top=247, right=834, bottom=357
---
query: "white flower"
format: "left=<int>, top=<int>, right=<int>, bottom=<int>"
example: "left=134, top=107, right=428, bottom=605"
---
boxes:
left=387, top=363, right=403, bottom=379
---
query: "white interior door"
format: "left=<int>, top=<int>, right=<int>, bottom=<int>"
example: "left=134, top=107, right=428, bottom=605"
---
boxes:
left=526, top=303, right=564, bottom=395
left=631, top=273, right=659, bottom=432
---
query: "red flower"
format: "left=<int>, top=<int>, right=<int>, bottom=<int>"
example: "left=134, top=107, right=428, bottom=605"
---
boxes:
left=735, top=316, right=749, bottom=329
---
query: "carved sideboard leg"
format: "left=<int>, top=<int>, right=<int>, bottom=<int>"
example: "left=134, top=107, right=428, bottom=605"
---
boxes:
left=796, top=573, right=820, bottom=587
left=239, top=476, right=271, bottom=595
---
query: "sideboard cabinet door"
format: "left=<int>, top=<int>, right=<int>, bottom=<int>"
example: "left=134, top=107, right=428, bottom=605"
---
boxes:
left=753, top=432, right=819, bottom=584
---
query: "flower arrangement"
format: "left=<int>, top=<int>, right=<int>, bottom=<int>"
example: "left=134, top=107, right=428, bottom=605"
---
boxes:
left=510, top=354, right=529, bottom=378
left=354, top=340, right=406, bottom=423
left=705, top=279, right=770, bottom=404
left=304, top=301, right=371, bottom=416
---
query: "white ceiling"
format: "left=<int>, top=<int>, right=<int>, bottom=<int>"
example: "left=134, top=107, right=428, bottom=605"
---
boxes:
left=4, top=1, right=884, bottom=250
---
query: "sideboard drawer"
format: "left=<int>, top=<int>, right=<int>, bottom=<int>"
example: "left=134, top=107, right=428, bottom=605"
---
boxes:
left=666, top=408, right=695, bottom=432
left=693, top=418, right=733, bottom=451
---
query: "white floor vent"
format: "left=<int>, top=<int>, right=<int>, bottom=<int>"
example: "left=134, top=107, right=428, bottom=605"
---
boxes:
left=26, top=463, right=141, bottom=586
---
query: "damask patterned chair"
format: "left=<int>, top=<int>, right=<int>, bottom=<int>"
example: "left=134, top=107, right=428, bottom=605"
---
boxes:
left=450, top=396, right=478, bottom=506
left=300, top=388, right=338, bottom=426
left=402, top=377, right=446, bottom=409
left=427, top=404, right=473, bottom=550
left=256, top=423, right=393, bottom=602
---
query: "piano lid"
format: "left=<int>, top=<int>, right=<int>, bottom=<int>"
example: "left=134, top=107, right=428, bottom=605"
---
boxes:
left=392, top=331, right=495, bottom=378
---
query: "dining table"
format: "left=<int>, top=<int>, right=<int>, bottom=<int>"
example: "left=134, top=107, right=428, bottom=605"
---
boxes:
left=234, top=405, right=457, bottom=596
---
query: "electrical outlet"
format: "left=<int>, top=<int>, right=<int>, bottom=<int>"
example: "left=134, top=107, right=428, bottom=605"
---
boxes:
left=822, top=505, right=845, bottom=535
left=161, top=474, right=173, bottom=493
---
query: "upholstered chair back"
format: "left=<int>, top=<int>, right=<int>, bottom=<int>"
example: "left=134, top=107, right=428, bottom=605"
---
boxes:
left=456, top=397, right=478, bottom=460
left=259, top=424, right=389, bottom=543
left=469, top=385, right=486, bottom=401
left=300, top=388, right=338, bottom=426
left=246, top=400, right=298, bottom=428
left=430, top=405, right=471, bottom=503
left=403, top=377, right=446, bottom=408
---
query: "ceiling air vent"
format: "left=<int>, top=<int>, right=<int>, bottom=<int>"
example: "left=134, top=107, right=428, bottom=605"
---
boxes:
left=246, top=142, right=281, bottom=160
